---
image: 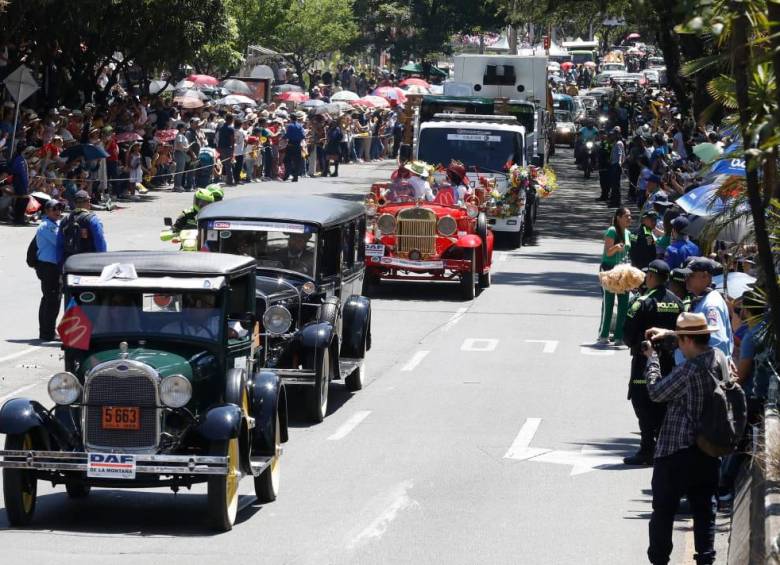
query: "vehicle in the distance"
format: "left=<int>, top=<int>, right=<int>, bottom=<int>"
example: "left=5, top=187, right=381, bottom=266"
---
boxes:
left=553, top=110, right=576, bottom=147
left=0, top=251, right=287, bottom=531
left=198, top=195, right=372, bottom=422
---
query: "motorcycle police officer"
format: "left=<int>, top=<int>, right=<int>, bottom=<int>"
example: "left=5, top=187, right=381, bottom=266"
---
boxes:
left=621, top=259, right=683, bottom=465
left=172, top=187, right=215, bottom=233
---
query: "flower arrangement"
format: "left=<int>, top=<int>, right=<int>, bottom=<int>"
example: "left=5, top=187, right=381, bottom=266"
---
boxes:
left=484, top=165, right=529, bottom=219
left=534, top=165, right=559, bottom=198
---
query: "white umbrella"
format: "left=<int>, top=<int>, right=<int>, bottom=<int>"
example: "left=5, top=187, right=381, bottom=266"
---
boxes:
left=215, top=94, right=257, bottom=106
left=331, top=90, right=359, bottom=101
left=149, top=80, right=174, bottom=94
left=301, top=98, right=326, bottom=108
left=221, top=79, right=252, bottom=95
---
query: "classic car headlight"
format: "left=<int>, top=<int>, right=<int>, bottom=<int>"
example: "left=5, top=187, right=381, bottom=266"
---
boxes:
left=48, top=372, right=82, bottom=405
left=302, top=281, right=316, bottom=295
left=377, top=213, right=396, bottom=235
left=160, top=375, right=192, bottom=409
left=465, top=204, right=479, bottom=219
left=437, top=215, right=457, bottom=237
left=263, top=305, right=292, bottom=335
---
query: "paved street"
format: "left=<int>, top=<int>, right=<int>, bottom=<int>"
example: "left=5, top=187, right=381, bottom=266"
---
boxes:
left=0, top=153, right=701, bottom=564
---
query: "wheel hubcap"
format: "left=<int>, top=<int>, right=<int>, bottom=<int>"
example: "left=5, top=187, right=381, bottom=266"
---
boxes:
left=225, top=438, right=239, bottom=522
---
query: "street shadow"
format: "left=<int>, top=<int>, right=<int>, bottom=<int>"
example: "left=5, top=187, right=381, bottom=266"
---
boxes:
left=4, top=338, right=62, bottom=349
left=285, top=382, right=354, bottom=428
left=319, top=191, right=366, bottom=202
left=491, top=270, right=601, bottom=297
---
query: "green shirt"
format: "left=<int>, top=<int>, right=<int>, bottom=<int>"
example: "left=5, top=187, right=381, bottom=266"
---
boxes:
left=601, top=226, right=631, bottom=266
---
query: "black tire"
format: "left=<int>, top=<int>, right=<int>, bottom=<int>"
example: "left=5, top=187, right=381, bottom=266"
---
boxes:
left=308, top=347, right=330, bottom=422
left=459, top=248, right=476, bottom=301
left=362, top=271, right=380, bottom=296
left=65, top=482, right=91, bottom=498
left=3, top=433, right=38, bottom=526
left=508, top=228, right=522, bottom=249
left=345, top=358, right=365, bottom=391
left=476, top=213, right=489, bottom=266
left=207, top=438, right=241, bottom=532
left=254, top=412, right=281, bottom=503
left=478, top=271, right=491, bottom=289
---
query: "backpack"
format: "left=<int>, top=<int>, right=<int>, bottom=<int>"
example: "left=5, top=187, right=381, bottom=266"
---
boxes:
left=26, top=235, right=38, bottom=268
left=61, top=211, right=95, bottom=258
left=695, top=349, right=747, bottom=457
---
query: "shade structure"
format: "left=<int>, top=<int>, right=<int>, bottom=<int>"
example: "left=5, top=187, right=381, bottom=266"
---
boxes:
left=399, top=78, right=429, bottom=88
left=300, top=98, right=326, bottom=109
left=693, top=142, right=723, bottom=164
left=175, top=79, right=196, bottom=90
left=329, top=101, right=353, bottom=112
left=561, top=61, right=574, bottom=70
left=174, top=96, right=204, bottom=109
left=627, top=32, right=641, bottom=39
left=277, top=91, right=309, bottom=103
left=174, top=88, right=207, bottom=101
left=399, top=63, right=447, bottom=78
left=403, top=84, right=430, bottom=95
left=712, top=272, right=756, bottom=299
left=675, top=181, right=750, bottom=218
left=687, top=214, right=753, bottom=243
left=221, top=79, right=252, bottom=95
left=372, top=86, right=407, bottom=104
left=711, top=157, right=746, bottom=177
left=216, top=94, right=257, bottom=106
left=60, top=143, right=109, bottom=161
left=186, top=74, right=219, bottom=86
left=331, top=90, right=359, bottom=101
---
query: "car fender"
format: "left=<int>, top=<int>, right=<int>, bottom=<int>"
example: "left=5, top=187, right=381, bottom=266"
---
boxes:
left=341, top=295, right=371, bottom=357
left=0, top=398, right=48, bottom=436
left=251, top=370, right=289, bottom=456
left=196, top=404, right=242, bottom=441
left=456, top=234, right=482, bottom=249
left=299, top=322, right=338, bottom=378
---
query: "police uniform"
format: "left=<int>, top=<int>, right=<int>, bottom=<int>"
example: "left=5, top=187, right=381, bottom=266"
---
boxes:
left=597, top=139, right=611, bottom=201
left=669, top=267, right=692, bottom=311
left=173, top=207, right=199, bottom=232
left=629, top=216, right=657, bottom=270
left=622, top=260, right=683, bottom=463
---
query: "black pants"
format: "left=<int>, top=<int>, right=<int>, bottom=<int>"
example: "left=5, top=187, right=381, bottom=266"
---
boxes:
left=233, top=155, right=244, bottom=183
left=12, top=195, right=29, bottom=224
left=608, top=163, right=622, bottom=205
left=648, top=447, right=719, bottom=565
left=598, top=169, right=610, bottom=199
left=35, top=262, right=62, bottom=339
left=219, top=149, right=235, bottom=185
left=628, top=162, right=641, bottom=197
left=629, top=355, right=666, bottom=453
left=283, top=145, right=302, bottom=181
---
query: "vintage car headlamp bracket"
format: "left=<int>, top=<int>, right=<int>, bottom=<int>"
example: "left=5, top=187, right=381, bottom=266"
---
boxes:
left=263, top=305, right=293, bottom=335
left=48, top=372, right=82, bottom=405
left=160, top=374, right=192, bottom=409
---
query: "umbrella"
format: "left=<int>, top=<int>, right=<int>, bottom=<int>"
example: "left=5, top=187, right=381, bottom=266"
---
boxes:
left=561, top=61, right=574, bottom=71
left=675, top=181, right=750, bottom=217
left=173, top=96, right=204, bottom=109
left=372, top=86, right=407, bottom=104
left=711, top=157, right=746, bottom=177
left=149, top=80, right=174, bottom=94
left=115, top=132, right=143, bottom=143
left=693, top=142, right=723, bottom=164
left=713, top=272, right=756, bottom=300
left=329, top=100, right=354, bottom=112
left=186, top=74, right=219, bottom=87
left=331, top=90, right=359, bottom=101
left=60, top=143, right=109, bottom=161
left=627, top=32, right=641, bottom=40
left=403, top=84, right=430, bottom=95
left=400, top=78, right=429, bottom=88
left=361, top=95, right=391, bottom=108
left=399, top=62, right=447, bottom=78
left=175, top=79, right=196, bottom=90
left=216, top=94, right=257, bottom=106
left=174, top=88, right=207, bottom=101
left=275, top=84, right=304, bottom=93
left=584, top=61, right=597, bottom=68
left=155, top=129, right=177, bottom=143
left=300, top=99, right=326, bottom=109
left=687, top=214, right=753, bottom=243
left=352, top=97, right=377, bottom=108
left=277, top=91, right=309, bottom=103
left=221, top=79, right=252, bottom=95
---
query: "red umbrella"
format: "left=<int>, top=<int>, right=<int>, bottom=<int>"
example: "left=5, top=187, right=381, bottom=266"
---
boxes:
left=361, top=95, right=391, bottom=108
left=351, top=98, right=377, bottom=108
left=115, top=132, right=143, bottom=143
left=155, top=129, right=177, bottom=143
left=186, top=74, right=219, bottom=87
left=277, top=91, right=309, bottom=104
left=400, top=78, right=430, bottom=88
left=372, top=86, right=407, bottom=104
left=561, top=61, right=574, bottom=71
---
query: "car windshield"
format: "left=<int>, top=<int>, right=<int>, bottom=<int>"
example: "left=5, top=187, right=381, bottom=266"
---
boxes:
left=418, top=128, right=521, bottom=173
left=207, top=228, right=317, bottom=277
left=555, top=111, right=573, bottom=122
left=74, top=290, right=223, bottom=342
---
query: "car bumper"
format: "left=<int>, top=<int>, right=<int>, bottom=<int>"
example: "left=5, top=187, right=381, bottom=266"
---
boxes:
left=366, top=256, right=472, bottom=277
left=487, top=216, right=523, bottom=233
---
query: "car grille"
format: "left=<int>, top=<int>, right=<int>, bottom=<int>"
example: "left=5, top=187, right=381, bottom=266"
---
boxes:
left=83, top=361, right=160, bottom=451
left=396, top=208, right=437, bottom=257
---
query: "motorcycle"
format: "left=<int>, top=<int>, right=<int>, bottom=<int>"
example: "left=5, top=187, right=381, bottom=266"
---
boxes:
left=160, top=217, right=198, bottom=251
left=583, top=141, right=597, bottom=179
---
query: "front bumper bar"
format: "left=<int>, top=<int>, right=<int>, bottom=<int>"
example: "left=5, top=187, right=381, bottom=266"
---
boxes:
left=0, top=450, right=229, bottom=475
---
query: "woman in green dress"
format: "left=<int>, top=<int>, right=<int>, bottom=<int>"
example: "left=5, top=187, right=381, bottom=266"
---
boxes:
left=599, top=207, right=632, bottom=345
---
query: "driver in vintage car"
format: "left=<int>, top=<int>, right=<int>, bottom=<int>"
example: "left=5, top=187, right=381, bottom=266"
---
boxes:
left=403, top=161, right=435, bottom=202
left=273, top=232, right=314, bottom=275
left=440, top=160, right=472, bottom=204
left=161, top=293, right=220, bottom=338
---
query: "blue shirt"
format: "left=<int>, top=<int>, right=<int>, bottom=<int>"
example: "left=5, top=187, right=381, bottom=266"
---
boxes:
left=56, top=209, right=108, bottom=263
left=36, top=217, right=60, bottom=265
left=740, top=322, right=770, bottom=398
left=285, top=122, right=305, bottom=145
left=579, top=127, right=598, bottom=142
left=675, top=288, right=733, bottom=364
left=664, top=238, right=700, bottom=269
left=9, top=154, right=29, bottom=195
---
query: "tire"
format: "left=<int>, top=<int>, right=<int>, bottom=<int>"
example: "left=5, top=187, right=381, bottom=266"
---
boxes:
left=65, top=482, right=91, bottom=498
left=476, top=213, right=488, bottom=267
left=478, top=270, right=491, bottom=289
left=362, top=271, right=380, bottom=296
left=308, top=347, right=330, bottom=422
left=459, top=248, right=476, bottom=301
left=508, top=228, right=522, bottom=249
left=345, top=359, right=365, bottom=391
left=254, top=412, right=281, bottom=503
left=207, top=438, right=241, bottom=532
left=3, top=433, right=38, bottom=526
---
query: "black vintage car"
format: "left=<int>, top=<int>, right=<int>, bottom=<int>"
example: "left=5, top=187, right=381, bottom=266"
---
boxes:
left=0, top=251, right=287, bottom=531
left=198, top=195, right=372, bottom=423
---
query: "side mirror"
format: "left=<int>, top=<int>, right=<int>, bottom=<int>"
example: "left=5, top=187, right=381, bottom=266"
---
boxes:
left=164, top=217, right=172, bottom=227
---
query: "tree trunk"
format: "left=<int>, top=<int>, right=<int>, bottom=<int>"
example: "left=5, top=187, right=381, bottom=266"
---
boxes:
left=731, top=1, right=780, bottom=367
left=768, top=1, right=780, bottom=200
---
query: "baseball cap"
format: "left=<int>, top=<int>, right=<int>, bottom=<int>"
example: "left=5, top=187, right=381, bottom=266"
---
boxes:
left=687, top=257, right=720, bottom=274
left=74, top=190, right=90, bottom=201
left=645, top=259, right=670, bottom=277
left=671, top=216, right=690, bottom=234
left=43, top=199, right=65, bottom=210
left=641, top=209, right=658, bottom=219
left=670, top=268, right=689, bottom=283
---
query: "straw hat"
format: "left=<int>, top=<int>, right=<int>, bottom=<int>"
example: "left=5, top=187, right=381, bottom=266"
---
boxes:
left=404, top=161, right=431, bottom=177
left=674, top=312, right=718, bottom=336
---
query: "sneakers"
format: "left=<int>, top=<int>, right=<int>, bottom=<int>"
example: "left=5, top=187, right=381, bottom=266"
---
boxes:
left=623, top=451, right=654, bottom=466
left=613, top=339, right=625, bottom=347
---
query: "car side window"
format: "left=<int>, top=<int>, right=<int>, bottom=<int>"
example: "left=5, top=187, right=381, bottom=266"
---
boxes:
left=319, top=228, right=341, bottom=278
left=342, top=221, right=355, bottom=273
left=356, top=218, right=366, bottom=263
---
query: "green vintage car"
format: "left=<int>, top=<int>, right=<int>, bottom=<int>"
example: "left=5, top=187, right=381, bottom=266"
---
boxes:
left=0, top=251, right=287, bottom=531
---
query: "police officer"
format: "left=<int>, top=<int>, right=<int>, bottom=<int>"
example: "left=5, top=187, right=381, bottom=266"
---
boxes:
left=668, top=267, right=691, bottom=311
left=629, top=210, right=658, bottom=270
left=622, top=259, right=683, bottom=465
left=172, top=187, right=214, bottom=233
left=596, top=130, right=611, bottom=202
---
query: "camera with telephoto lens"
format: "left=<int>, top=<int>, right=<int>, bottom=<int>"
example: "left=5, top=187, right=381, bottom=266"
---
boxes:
left=641, top=334, right=678, bottom=354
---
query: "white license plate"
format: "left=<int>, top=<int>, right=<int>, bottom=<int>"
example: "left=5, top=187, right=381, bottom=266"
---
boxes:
left=87, top=452, right=136, bottom=479
left=365, top=244, right=385, bottom=257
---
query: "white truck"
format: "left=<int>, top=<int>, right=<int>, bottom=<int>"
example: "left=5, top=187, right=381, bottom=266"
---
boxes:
left=415, top=114, right=536, bottom=248
left=451, top=54, right=552, bottom=165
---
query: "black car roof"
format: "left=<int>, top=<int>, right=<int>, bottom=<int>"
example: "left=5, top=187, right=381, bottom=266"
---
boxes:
left=64, top=251, right=256, bottom=277
left=198, top=195, right=365, bottom=228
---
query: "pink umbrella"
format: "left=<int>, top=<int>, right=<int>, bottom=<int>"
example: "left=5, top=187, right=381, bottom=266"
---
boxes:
left=626, top=32, right=641, bottom=40
left=155, top=129, right=177, bottom=143
left=372, top=86, right=407, bottom=104
left=186, top=74, right=219, bottom=87
left=561, top=61, right=574, bottom=71
left=351, top=98, right=377, bottom=108
left=362, top=95, right=391, bottom=108
left=115, top=132, right=143, bottom=143
left=277, top=91, right=309, bottom=104
left=400, top=78, right=430, bottom=88
left=173, top=96, right=204, bottom=109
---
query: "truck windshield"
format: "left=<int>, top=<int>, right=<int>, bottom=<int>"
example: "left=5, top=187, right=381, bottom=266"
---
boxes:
left=506, top=104, right=535, bottom=133
left=571, top=52, right=593, bottom=65
left=74, top=290, right=223, bottom=341
left=418, top=128, right=521, bottom=172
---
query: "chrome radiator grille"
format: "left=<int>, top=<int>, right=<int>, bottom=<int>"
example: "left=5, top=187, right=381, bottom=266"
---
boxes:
left=396, top=208, right=437, bottom=256
left=83, top=362, right=160, bottom=451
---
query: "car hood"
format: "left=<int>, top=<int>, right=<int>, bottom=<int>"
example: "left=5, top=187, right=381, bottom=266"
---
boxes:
left=255, top=273, right=303, bottom=301
left=83, top=346, right=196, bottom=380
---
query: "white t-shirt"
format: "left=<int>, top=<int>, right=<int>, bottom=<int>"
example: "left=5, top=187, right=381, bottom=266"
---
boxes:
left=234, top=128, right=246, bottom=155
left=409, top=175, right=434, bottom=201
left=673, top=131, right=688, bottom=159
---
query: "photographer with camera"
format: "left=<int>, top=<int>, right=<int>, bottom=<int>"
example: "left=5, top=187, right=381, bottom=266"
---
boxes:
left=643, top=312, right=727, bottom=565
left=622, top=260, right=684, bottom=465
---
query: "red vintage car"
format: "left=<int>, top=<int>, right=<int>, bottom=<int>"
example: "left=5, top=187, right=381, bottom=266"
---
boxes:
left=364, top=182, right=494, bottom=300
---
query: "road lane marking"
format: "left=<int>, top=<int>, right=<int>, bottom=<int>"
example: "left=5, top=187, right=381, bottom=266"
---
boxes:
left=347, top=479, right=419, bottom=550
left=580, top=346, right=615, bottom=356
left=0, top=383, right=40, bottom=404
left=460, top=338, right=498, bottom=352
left=0, top=346, right=42, bottom=365
left=503, top=418, right=551, bottom=461
left=525, top=339, right=559, bottom=353
left=441, top=307, right=468, bottom=332
left=401, top=350, right=430, bottom=372
left=328, top=411, right=371, bottom=441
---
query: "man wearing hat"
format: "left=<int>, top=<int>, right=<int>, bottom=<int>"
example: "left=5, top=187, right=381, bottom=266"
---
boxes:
left=403, top=161, right=435, bottom=201
left=644, top=312, right=725, bottom=565
left=663, top=216, right=700, bottom=269
left=57, top=190, right=107, bottom=262
left=622, top=259, right=684, bottom=465
left=629, top=210, right=658, bottom=270
left=34, top=199, right=66, bottom=340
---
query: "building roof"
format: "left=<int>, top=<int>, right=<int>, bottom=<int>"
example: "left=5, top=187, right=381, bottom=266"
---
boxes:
left=198, top=195, right=365, bottom=228
left=64, top=251, right=255, bottom=277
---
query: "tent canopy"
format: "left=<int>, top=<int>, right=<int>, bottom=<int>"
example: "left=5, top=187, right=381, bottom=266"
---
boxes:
left=399, top=63, right=447, bottom=78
